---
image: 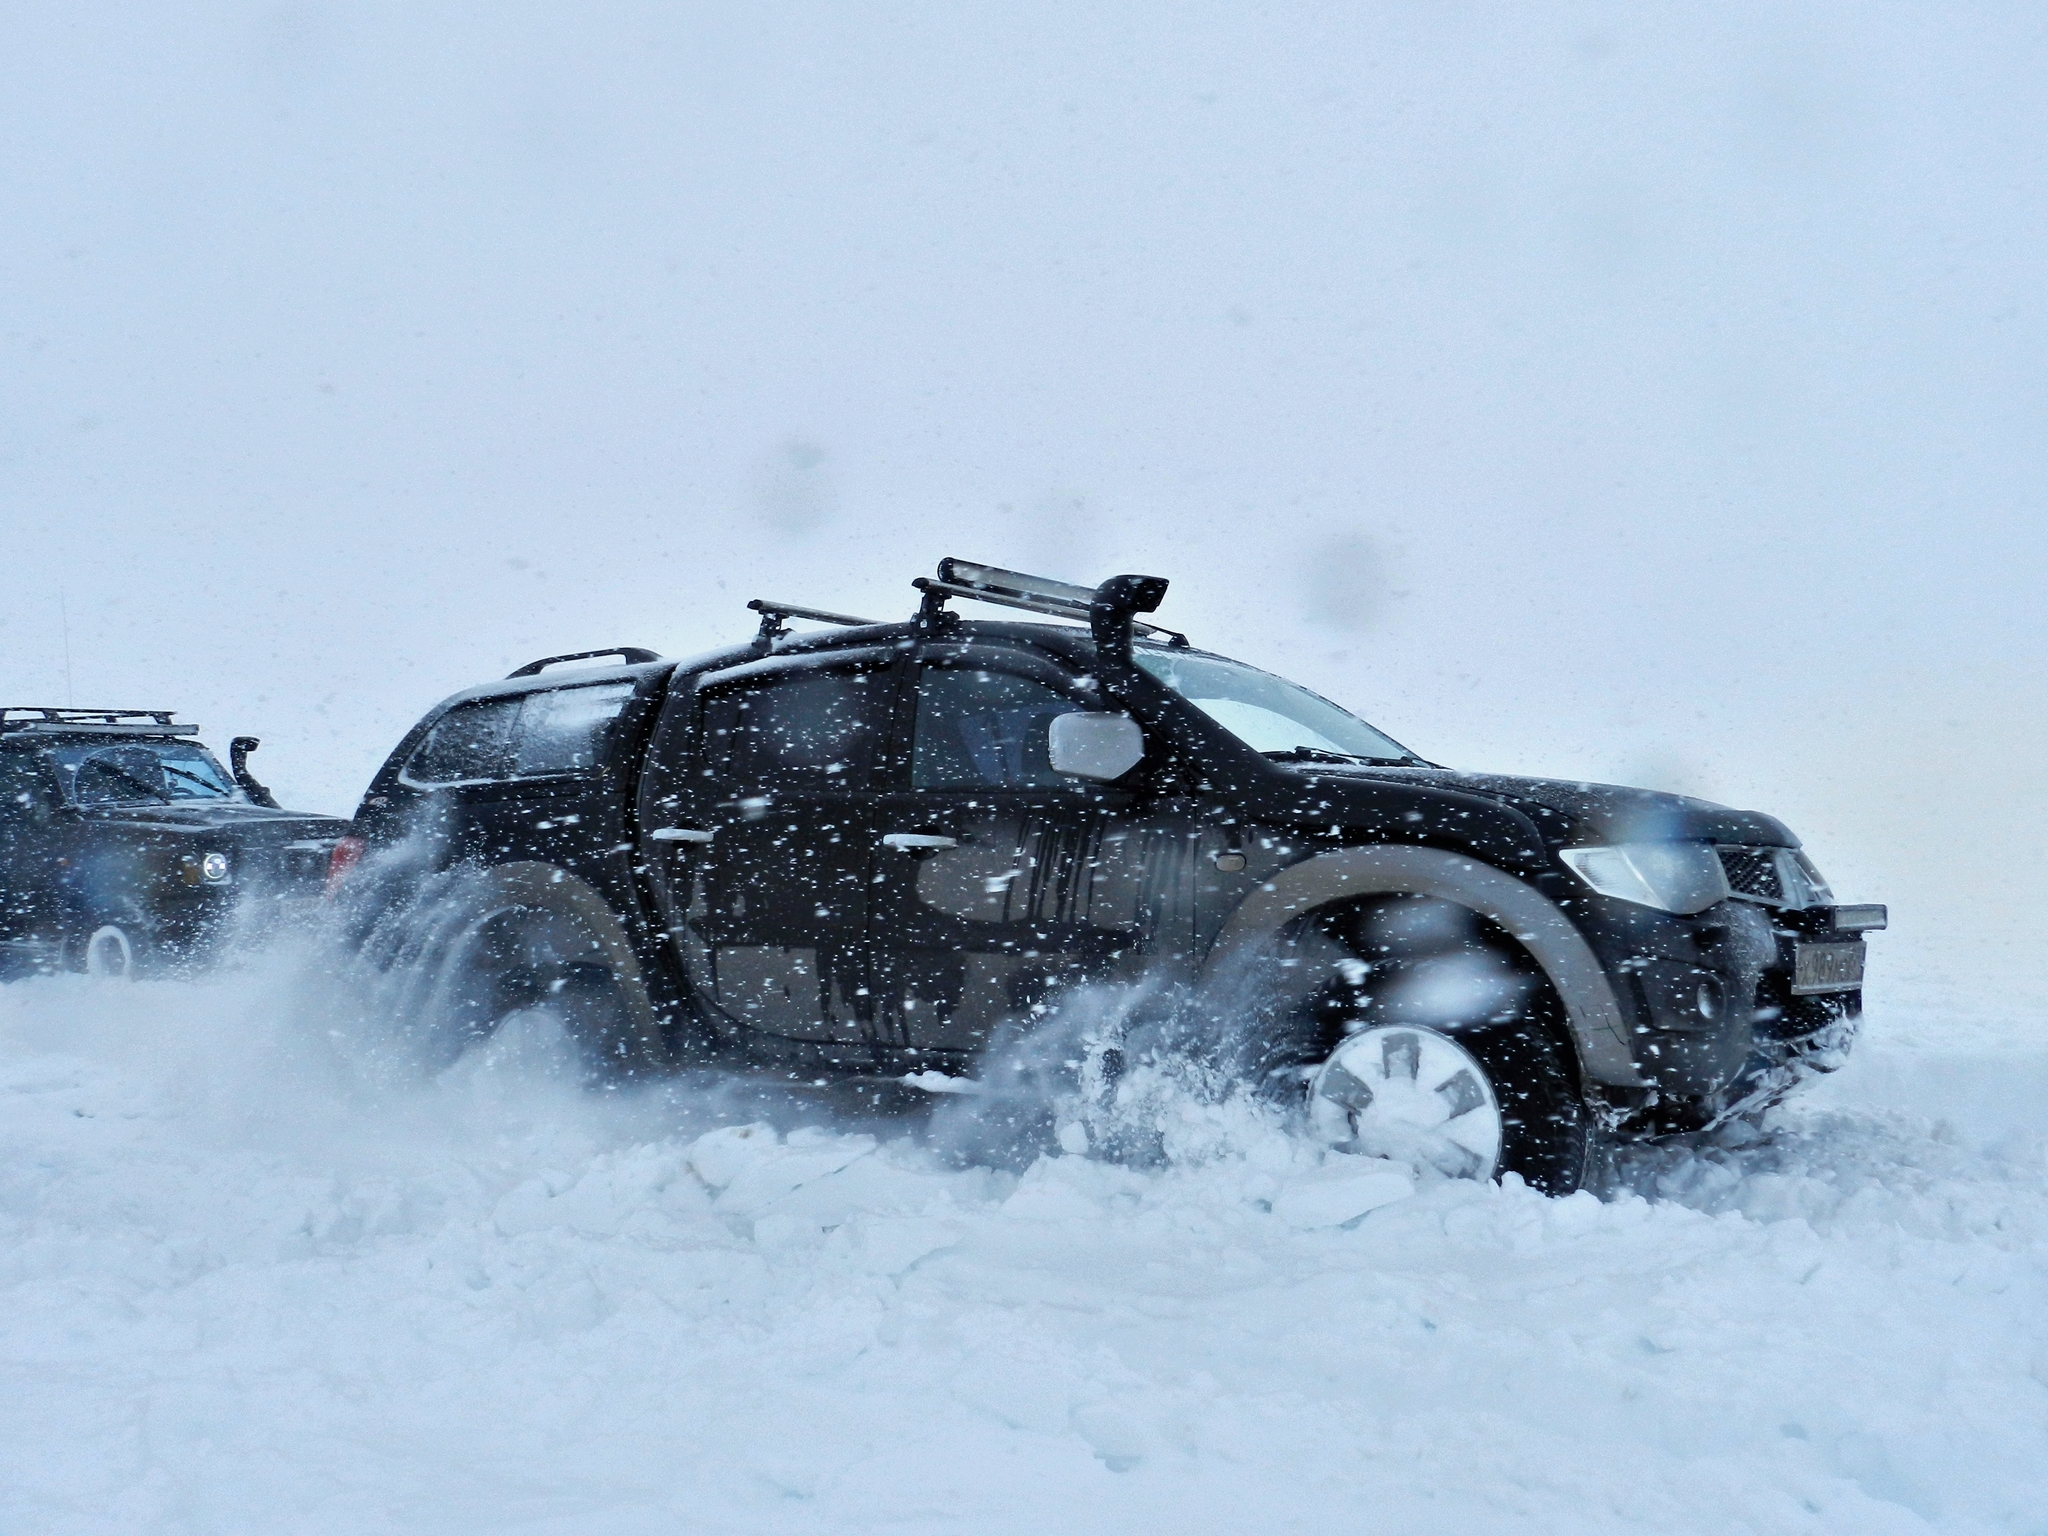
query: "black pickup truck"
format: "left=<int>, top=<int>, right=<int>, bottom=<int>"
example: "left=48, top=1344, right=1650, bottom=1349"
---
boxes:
left=1, top=709, right=347, bottom=977
left=334, top=560, right=1885, bottom=1193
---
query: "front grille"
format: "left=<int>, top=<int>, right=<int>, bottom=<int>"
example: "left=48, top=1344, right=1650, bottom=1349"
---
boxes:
left=1717, top=846, right=1784, bottom=903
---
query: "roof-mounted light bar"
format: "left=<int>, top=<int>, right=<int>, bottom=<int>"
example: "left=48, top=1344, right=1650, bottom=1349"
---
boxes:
left=934, top=560, right=1098, bottom=610
left=913, top=558, right=1187, bottom=648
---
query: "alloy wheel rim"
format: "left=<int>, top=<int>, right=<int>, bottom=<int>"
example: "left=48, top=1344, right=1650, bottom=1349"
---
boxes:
left=1306, top=1023, right=1504, bottom=1180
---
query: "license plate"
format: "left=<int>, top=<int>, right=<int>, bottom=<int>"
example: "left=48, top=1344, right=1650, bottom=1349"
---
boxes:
left=1792, top=941, right=1865, bottom=995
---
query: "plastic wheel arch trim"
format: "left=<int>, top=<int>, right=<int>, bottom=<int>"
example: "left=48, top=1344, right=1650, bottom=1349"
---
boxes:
left=1201, top=844, right=1645, bottom=1089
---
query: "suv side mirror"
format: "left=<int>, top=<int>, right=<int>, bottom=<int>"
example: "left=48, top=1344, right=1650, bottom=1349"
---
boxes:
left=1047, top=712, right=1144, bottom=782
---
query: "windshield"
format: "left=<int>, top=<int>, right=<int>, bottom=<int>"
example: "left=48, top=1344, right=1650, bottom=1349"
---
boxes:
left=1134, top=650, right=1421, bottom=764
left=48, top=741, right=240, bottom=805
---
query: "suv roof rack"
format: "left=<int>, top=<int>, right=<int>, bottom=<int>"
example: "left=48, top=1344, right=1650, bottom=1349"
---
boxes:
left=914, top=558, right=1188, bottom=652
left=748, top=599, right=880, bottom=650
left=505, top=648, right=662, bottom=679
left=0, top=707, right=200, bottom=736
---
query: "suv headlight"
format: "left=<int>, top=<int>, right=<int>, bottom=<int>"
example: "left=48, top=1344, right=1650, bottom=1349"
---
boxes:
left=1559, top=842, right=1728, bottom=915
left=200, top=851, right=231, bottom=884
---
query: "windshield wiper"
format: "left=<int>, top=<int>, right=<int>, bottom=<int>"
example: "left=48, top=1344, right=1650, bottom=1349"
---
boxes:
left=1263, top=747, right=1375, bottom=764
left=1263, top=747, right=1420, bottom=767
left=87, top=764, right=173, bottom=803
left=162, top=763, right=231, bottom=798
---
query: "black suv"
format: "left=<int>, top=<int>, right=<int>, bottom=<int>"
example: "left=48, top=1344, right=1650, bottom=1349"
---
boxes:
left=0, top=709, right=347, bottom=978
left=337, top=560, right=1884, bottom=1193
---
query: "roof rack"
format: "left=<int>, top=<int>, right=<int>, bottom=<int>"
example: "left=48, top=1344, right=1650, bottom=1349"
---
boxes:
left=748, top=599, right=880, bottom=651
left=505, top=648, right=662, bottom=679
left=0, top=707, right=200, bottom=736
left=913, top=558, right=1187, bottom=653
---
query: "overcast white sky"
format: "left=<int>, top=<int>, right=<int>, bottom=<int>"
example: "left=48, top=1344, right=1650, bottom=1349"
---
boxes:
left=4, top=4, right=2044, bottom=967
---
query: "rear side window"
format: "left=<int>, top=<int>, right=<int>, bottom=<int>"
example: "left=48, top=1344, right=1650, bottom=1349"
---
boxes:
left=512, top=685, right=634, bottom=775
left=403, top=681, right=634, bottom=785
left=404, top=699, right=518, bottom=784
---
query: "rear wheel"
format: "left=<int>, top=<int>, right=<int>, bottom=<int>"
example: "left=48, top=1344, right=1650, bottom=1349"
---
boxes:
left=367, top=864, right=667, bottom=1082
left=424, top=905, right=644, bottom=1072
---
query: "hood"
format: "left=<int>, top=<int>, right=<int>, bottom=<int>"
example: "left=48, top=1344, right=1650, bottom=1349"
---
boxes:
left=79, top=802, right=348, bottom=843
left=1308, top=766, right=1797, bottom=848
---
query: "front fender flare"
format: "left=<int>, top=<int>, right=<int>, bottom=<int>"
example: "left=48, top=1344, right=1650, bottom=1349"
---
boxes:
left=1200, top=844, right=1643, bottom=1088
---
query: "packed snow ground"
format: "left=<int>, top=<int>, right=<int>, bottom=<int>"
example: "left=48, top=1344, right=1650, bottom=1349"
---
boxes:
left=3, top=933, right=2045, bottom=1535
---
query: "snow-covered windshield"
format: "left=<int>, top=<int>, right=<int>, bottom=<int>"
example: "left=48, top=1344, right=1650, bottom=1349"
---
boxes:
left=1134, top=650, right=1420, bottom=765
left=48, top=742, right=239, bottom=805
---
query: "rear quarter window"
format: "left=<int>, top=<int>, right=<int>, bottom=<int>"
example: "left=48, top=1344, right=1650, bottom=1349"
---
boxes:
left=402, top=681, right=634, bottom=786
left=513, top=685, right=635, bottom=774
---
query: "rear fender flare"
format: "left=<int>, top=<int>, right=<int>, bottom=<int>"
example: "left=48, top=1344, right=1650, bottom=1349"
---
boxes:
left=378, top=860, right=666, bottom=1074
left=1200, top=844, right=1643, bottom=1088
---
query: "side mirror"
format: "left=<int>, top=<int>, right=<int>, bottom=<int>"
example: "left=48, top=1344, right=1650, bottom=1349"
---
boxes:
left=1047, top=712, right=1144, bottom=782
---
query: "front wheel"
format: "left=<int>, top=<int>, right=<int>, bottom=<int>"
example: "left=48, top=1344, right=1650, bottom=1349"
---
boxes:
left=81, top=922, right=141, bottom=979
left=70, top=907, right=156, bottom=980
left=1256, top=896, right=1597, bottom=1195
left=1304, top=1019, right=1591, bottom=1194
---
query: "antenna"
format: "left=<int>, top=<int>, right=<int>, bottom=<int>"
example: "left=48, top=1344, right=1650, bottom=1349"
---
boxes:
left=59, top=588, right=73, bottom=707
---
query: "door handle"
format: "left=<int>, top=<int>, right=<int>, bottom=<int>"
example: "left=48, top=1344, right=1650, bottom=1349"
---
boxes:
left=649, top=826, right=715, bottom=844
left=882, top=832, right=958, bottom=851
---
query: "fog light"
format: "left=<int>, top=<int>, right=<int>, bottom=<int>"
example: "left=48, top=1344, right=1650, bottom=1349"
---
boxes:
left=1696, top=977, right=1724, bottom=1021
left=200, top=851, right=231, bottom=884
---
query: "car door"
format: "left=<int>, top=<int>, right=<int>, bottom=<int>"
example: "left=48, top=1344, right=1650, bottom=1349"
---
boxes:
left=641, top=651, right=898, bottom=1047
left=867, top=646, right=1165, bottom=1058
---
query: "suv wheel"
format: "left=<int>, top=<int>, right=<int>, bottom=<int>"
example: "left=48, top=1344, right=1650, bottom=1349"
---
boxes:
left=368, top=863, right=667, bottom=1082
left=427, top=907, right=638, bottom=1070
left=81, top=922, right=140, bottom=979
left=1304, top=1017, right=1589, bottom=1193
left=70, top=907, right=153, bottom=980
left=1260, top=896, right=1596, bottom=1195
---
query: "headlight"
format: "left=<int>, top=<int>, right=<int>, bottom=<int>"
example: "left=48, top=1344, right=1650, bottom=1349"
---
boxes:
left=1559, top=842, right=1728, bottom=915
left=200, top=851, right=231, bottom=884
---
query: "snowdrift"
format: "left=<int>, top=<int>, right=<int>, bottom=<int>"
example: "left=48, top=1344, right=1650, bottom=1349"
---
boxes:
left=3, top=942, right=2044, bottom=1535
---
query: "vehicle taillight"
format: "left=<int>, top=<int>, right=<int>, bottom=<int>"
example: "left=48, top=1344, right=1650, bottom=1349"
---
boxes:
left=325, top=835, right=367, bottom=897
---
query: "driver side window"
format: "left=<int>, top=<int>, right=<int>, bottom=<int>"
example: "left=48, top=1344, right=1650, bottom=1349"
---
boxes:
left=912, top=667, right=1082, bottom=790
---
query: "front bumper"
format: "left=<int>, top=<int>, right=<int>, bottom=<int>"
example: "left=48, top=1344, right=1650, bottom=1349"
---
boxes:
left=1571, top=894, right=1881, bottom=1136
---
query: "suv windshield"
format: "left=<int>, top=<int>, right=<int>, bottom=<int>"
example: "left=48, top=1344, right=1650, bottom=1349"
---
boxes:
left=48, top=741, right=240, bottom=805
left=1134, top=650, right=1421, bottom=765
